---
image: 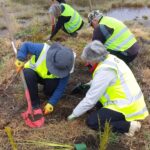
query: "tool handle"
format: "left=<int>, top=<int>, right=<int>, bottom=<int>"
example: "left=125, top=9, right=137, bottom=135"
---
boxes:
left=11, top=41, right=17, bottom=55
left=51, top=15, right=55, bottom=33
left=11, top=41, right=33, bottom=114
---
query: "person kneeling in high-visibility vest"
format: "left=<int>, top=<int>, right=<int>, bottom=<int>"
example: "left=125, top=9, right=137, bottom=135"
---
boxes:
left=87, top=10, right=139, bottom=64
left=15, top=42, right=75, bottom=117
left=48, top=3, right=84, bottom=40
left=68, top=40, right=149, bottom=137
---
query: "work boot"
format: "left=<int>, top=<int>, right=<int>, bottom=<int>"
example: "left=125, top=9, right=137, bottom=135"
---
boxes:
left=125, top=121, right=141, bottom=137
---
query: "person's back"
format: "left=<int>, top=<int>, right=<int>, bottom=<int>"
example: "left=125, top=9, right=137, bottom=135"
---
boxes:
left=68, top=40, right=149, bottom=137
left=99, top=16, right=136, bottom=52
left=88, top=10, right=139, bottom=64
left=60, top=3, right=83, bottom=34
left=96, top=53, right=148, bottom=121
left=49, top=3, right=84, bottom=40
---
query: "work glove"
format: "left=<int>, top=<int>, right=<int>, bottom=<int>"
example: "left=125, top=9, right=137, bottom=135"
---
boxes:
left=15, top=59, right=25, bottom=72
left=71, top=82, right=90, bottom=95
left=67, top=113, right=77, bottom=121
left=43, top=103, right=54, bottom=115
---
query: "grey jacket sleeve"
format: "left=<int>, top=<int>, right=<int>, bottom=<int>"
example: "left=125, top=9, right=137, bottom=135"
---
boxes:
left=72, top=68, right=117, bottom=117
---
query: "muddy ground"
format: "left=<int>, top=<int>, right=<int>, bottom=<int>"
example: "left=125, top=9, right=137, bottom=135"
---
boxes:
left=0, top=0, right=150, bottom=150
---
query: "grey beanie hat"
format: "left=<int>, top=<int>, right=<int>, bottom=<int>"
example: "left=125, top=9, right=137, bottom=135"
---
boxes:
left=81, top=40, right=109, bottom=62
left=46, top=43, right=74, bottom=78
left=48, top=3, right=61, bottom=17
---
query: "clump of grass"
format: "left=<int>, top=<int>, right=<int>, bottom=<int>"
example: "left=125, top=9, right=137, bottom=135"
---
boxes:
left=16, top=13, right=33, bottom=20
left=142, top=15, right=148, bottom=20
left=15, top=18, right=47, bottom=42
left=14, top=4, right=37, bottom=20
left=0, top=24, right=7, bottom=30
left=111, top=2, right=123, bottom=8
left=99, top=121, right=112, bottom=150
left=123, top=2, right=144, bottom=8
left=97, top=116, right=112, bottom=150
left=111, top=0, right=144, bottom=8
left=109, top=132, right=120, bottom=145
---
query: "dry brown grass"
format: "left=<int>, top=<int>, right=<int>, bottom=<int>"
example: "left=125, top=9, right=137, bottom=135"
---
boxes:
left=132, top=27, right=150, bottom=39
left=0, top=19, right=7, bottom=30
left=0, top=37, right=22, bottom=88
left=69, top=0, right=150, bottom=11
left=142, top=68, right=150, bottom=84
left=0, top=0, right=150, bottom=150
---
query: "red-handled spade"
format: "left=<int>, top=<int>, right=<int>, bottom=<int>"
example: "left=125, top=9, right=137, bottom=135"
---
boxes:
left=2, top=1, right=45, bottom=127
left=11, top=42, right=45, bottom=128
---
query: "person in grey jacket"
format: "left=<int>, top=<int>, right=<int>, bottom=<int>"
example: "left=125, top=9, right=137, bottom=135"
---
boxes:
left=67, top=40, right=149, bottom=137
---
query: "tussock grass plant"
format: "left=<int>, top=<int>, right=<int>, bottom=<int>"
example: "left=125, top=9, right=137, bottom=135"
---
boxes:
left=99, top=122, right=111, bottom=150
left=142, top=15, right=148, bottom=20
left=97, top=116, right=112, bottom=150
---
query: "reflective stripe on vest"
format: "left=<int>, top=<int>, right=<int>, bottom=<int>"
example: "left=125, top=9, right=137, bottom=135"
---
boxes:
left=102, top=59, right=141, bottom=105
left=61, top=4, right=82, bottom=33
left=126, top=107, right=148, bottom=119
left=66, top=11, right=82, bottom=32
left=93, top=54, right=149, bottom=121
left=100, top=16, right=136, bottom=52
left=103, top=90, right=142, bottom=107
left=29, top=44, right=50, bottom=70
left=24, top=43, right=58, bottom=79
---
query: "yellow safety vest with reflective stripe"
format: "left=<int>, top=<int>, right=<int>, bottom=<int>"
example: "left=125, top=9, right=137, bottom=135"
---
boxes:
left=93, top=54, right=149, bottom=121
left=100, top=16, right=137, bottom=52
left=24, top=43, right=58, bottom=79
left=61, top=3, right=82, bottom=33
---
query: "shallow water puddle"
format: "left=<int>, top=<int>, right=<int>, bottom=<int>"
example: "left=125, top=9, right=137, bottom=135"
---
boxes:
left=106, top=7, right=150, bottom=21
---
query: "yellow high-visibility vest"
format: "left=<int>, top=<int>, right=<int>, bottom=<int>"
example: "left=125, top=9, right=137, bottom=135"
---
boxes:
left=61, top=3, right=82, bottom=33
left=100, top=16, right=136, bottom=52
left=93, top=54, right=149, bottom=121
left=24, top=43, right=58, bottom=79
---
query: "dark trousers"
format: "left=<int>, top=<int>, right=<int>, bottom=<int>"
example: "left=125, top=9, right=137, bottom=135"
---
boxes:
left=108, top=42, right=139, bottom=64
left=109, top=50, right=138, bottom=64
left=23, top=68, right=59, bottom=108
left=86, top=108, right=130, bottom=133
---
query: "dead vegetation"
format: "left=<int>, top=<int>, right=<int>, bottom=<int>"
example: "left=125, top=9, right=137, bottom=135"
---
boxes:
left=0, top=0, right=150, bottom=150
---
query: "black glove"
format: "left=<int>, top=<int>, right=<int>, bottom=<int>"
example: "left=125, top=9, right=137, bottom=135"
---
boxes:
left=71, top=82, right=90, bottom=95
